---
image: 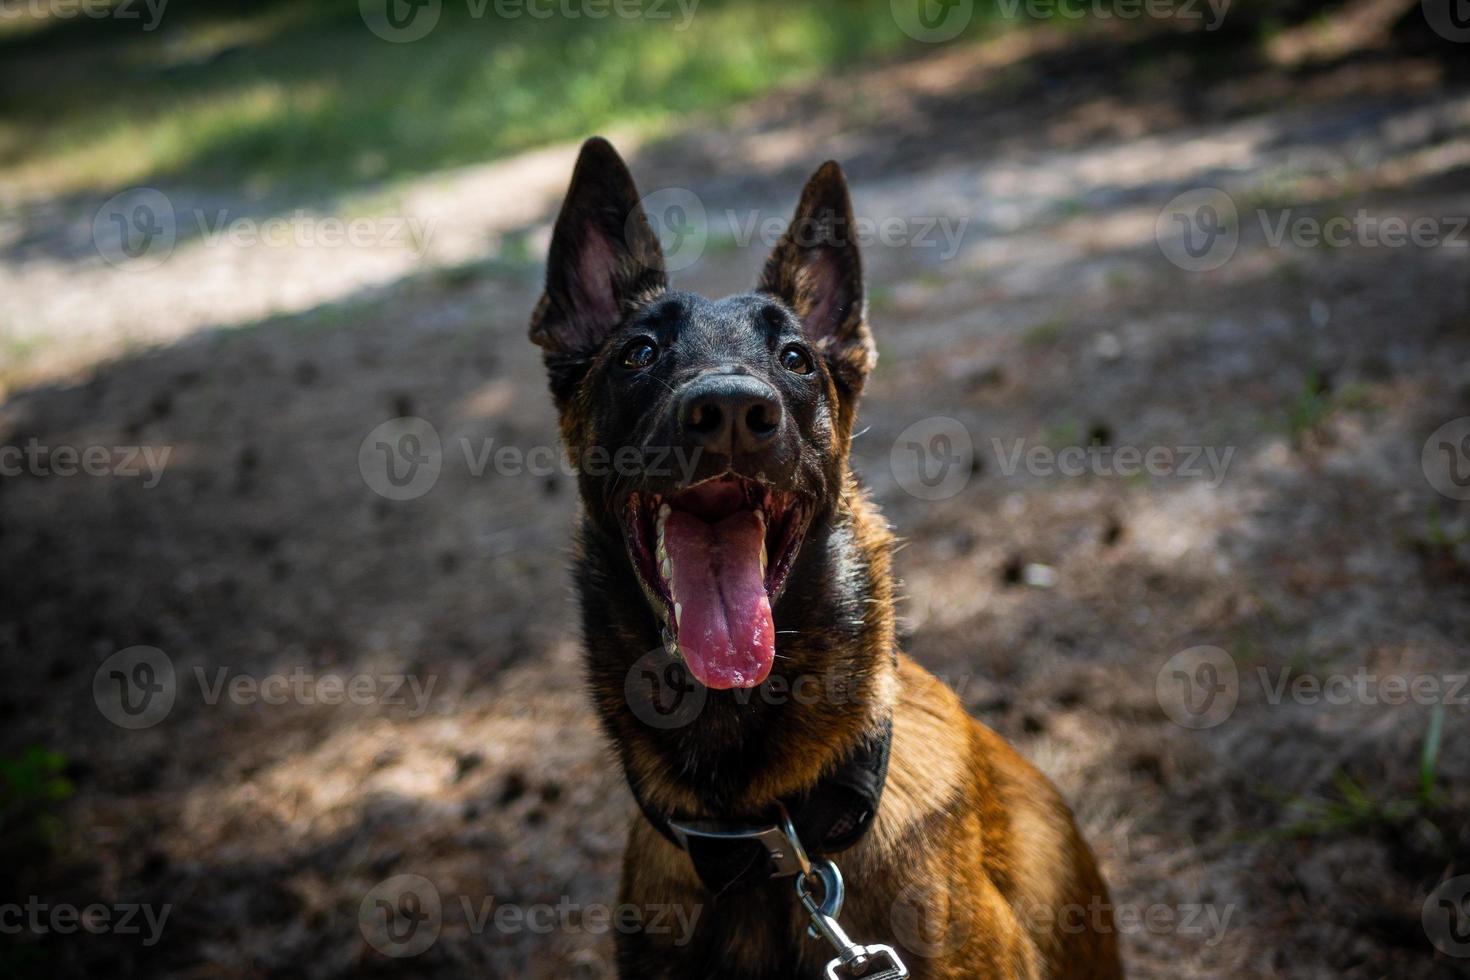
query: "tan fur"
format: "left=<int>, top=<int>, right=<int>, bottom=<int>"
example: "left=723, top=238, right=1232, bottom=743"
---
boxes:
left=534, top=140, right=1122, bottom=978
left=617, top=488, right=1123, bottom=978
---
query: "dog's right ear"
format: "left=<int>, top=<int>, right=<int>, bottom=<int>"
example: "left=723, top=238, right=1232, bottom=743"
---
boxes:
left=529, top=137, right=667, bottom=357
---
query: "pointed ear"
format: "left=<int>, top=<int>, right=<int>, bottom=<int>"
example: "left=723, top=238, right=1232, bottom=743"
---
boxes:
left=529, top=137, right=667, bottom=355
left=757, top=161, right=874, bottom=384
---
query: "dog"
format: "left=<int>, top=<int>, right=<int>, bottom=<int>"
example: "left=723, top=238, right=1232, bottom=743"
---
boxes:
left=529, top=137, right=1124, bottom=979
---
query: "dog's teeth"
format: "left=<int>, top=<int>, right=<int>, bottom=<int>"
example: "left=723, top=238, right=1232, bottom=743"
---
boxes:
left=658, top=503, right=671, bottom=520
left=661, top=557, right=672, bottom=581
left=674, top=602, right=683, bottom=628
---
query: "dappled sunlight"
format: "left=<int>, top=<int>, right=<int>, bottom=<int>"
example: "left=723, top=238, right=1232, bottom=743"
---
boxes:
left=3, top=7, right=1468, bottom=977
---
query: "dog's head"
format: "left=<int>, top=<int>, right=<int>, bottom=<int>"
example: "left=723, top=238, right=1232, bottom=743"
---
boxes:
left=530, top=137, right=880, bottom=701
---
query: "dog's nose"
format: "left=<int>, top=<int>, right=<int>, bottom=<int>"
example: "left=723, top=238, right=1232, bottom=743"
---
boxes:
left=679, top=374, right=782, bottom=456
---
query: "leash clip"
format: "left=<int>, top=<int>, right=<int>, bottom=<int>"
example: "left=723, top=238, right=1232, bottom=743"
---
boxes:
left=796, top=859, right=909, bottom=980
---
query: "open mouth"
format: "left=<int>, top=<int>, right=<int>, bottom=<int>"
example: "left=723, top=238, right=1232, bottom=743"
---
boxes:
left=623, top=476, right=810, bottom=690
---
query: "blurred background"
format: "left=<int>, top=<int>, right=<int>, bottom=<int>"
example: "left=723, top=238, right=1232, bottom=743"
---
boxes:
left=2, top=0, right=1469, bottom=976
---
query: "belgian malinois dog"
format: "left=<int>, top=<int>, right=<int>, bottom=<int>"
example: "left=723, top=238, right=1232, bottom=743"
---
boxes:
left=530, top=137, right=1123, bottom=979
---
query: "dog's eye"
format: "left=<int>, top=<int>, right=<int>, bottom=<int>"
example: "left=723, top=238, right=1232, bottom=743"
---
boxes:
left=780, top=344, right=814, bottom=375
left=619, top=338, right=659, bottom=370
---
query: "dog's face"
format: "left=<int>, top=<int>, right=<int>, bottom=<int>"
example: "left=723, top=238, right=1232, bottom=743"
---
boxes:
left=530, top=138, right=875, bottom=696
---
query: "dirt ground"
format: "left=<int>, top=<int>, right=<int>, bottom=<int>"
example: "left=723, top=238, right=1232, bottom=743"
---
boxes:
left=3, top=14, right=1470, bottom=980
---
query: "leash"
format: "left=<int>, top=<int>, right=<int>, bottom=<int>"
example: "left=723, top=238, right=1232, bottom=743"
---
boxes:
left=629, top=719, right=909, bottom=979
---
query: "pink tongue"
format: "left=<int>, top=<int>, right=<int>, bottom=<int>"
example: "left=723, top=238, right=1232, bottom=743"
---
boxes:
left=663, top=509, right=774, bottom=690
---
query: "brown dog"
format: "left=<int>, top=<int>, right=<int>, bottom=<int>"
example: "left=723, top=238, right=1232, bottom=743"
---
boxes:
left=529, top=136, right=1123, bottom=979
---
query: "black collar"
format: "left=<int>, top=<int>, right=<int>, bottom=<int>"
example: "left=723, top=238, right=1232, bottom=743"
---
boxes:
left=629, top=718, right=893, bottom=897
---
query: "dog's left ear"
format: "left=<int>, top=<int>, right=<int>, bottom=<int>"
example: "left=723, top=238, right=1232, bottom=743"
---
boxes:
left=530, top=137, right=667, bottom=356
left=757, top=161, right=875, bottom=390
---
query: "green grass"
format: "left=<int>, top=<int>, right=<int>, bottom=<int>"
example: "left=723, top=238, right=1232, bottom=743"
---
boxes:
left=1270, top=704, right=1450, bottom=839
left=0, top=0, right=1304, bottom=200
left=0, top=0, right=988, bottom=197
left=1022, top=316, right=1069, bottom=348
left=1284, top=366, right=1333, bottom=444
left=0, top=747, right=73, bottom=863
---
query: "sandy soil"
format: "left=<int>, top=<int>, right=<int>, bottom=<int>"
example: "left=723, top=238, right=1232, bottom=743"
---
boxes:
left=2, top=17, right=1469, bottom=980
